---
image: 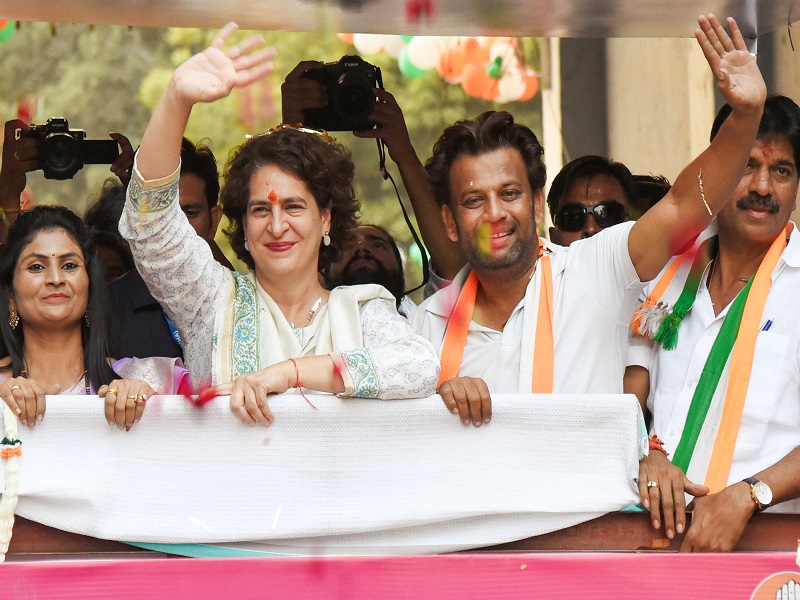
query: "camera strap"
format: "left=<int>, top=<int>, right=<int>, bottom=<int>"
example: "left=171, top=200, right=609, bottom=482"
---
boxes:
left=378, top=145, right=430, bottom=296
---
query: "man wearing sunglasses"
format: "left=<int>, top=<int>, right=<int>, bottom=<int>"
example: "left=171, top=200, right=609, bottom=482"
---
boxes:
left=412, top=15, right=766, bottom=428
left=547, top=155, right=637, bottom=247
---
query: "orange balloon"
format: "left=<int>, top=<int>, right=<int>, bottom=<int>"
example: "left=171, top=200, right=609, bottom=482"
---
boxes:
left=482, top=78, right=501, bottom=102
left=438, top=45, right=466, bottom=82
left=461, top=63, right=493, bottom=99
left=337, top=33, right=354, bottom=45
left=519, top=72, right=539, bottom=102
left=463, top=38, right=490, bottom=65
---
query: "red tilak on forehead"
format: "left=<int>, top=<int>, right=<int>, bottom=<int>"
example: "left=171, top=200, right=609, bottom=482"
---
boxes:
left=758, top=142, right=774, bottom=160
left=268, top=189, right=278, bottom=204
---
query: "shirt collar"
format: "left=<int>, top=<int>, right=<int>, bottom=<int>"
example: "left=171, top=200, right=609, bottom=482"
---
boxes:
left=779, top=221, right=800, bottom=268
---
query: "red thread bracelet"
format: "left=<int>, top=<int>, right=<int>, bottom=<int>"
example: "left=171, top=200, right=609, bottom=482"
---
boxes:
left=288, top=358, right=317, bottom=410
left=648, top=434, right=669, bottom=457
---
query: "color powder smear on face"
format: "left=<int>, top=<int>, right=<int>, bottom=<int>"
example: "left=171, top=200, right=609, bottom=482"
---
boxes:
left=476, top=222, right=491, bottom=257
left=268, top=190, right=279, bottom=204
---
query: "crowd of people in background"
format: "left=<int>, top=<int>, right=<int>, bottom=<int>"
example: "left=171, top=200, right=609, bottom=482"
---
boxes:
left=0, top=14, right=797, bottom=553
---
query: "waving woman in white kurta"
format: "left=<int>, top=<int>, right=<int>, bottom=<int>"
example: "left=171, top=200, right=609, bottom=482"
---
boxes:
left=120, top=24, right=439, bottom=425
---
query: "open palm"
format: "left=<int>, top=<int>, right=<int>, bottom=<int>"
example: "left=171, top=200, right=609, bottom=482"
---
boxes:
left=696, top=15, right=766, bottom=114
left=171, top=22, right=276, bottom=105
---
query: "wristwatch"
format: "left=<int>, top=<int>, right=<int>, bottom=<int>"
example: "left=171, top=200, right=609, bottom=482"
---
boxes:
left=742, top=477, right=773, bottom=512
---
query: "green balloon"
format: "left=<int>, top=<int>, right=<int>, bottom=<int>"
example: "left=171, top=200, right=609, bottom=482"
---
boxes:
left=398, top=47, right=426, bottom=79
left=408, top=242, right=428, bottom=267
left=487, top=56, right=503, bottom=79
left=0, top=22, right=15, bottom=43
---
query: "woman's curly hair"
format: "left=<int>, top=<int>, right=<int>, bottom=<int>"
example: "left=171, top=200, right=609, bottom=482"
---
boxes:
left=221, top=128, right=359, bottom=273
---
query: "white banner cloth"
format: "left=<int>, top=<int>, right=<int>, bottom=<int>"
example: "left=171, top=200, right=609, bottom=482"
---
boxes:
left=1, top=394, right=642, bottom=553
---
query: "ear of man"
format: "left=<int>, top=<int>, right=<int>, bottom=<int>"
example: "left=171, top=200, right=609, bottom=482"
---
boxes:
left=441, top=204, right=459, bottom=243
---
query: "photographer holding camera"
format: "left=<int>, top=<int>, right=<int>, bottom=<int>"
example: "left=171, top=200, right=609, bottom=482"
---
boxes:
left=0, top=118, right=134, bottom=243
left=282, top=61, right=465, bottom=293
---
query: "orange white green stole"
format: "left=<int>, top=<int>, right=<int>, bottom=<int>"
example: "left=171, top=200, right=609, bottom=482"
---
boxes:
left=438, top=240, right=554, bottom=393
left=631, top=224, right=791, bottom=492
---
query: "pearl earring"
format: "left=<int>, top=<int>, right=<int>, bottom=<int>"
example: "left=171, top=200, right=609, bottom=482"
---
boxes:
left=322, top=232, right=331, bottom=247
left=244, top=239, right=249, bottom=252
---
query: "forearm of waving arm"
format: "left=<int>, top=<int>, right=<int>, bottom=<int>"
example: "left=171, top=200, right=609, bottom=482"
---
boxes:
left=629, top=107, right=763, bottom=281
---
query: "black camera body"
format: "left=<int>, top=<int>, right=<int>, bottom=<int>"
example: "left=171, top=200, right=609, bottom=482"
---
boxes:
left=23, top=117, right=120, bottom=180
left=302, top=56, right=383, bottom=132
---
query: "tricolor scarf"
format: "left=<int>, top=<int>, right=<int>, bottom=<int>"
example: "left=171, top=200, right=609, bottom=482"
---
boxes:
left=439, top=240, right=554, bottom=393
left=631, top=223, right=792, bottom=492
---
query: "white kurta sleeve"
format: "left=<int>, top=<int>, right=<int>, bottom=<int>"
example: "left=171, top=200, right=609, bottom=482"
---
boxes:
left=119, top=159, right=232, bottom=380
left=337, top=297, right=440, bottom=400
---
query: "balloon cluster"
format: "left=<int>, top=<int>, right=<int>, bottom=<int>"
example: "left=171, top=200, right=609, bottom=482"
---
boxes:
left=0, top=21, right=16, bottom=43
left=339, top=34, right=539, bottom=104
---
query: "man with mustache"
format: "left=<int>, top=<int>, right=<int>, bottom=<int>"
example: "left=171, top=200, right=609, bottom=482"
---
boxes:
left=627, top=94, right=800, bottom=551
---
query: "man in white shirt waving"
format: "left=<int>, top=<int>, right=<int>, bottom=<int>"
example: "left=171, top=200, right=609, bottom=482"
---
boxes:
left=628, top=94, right=800, bottom=551
left=413, top=15, right=764, bottom=420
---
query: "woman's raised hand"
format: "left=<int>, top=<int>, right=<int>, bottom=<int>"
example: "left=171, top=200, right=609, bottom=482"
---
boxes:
left=171, top=22, right=277, bottom=106
left=695, top=14, right=766, bottom=115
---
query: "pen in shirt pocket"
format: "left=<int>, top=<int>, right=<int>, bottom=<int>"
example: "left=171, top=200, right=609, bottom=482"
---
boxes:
left=759, top=318, right=774, bottom=332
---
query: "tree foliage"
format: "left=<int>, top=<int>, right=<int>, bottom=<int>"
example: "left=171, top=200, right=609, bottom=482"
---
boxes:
left=0, top=22, right=163, bottom=213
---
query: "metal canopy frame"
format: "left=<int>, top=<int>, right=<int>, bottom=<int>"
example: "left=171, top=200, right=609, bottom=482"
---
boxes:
left=1, top=1, right=799, bottom=39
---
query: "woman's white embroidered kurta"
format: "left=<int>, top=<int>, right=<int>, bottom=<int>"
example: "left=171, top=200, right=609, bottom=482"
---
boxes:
left=120, top=163, right=439, bottom=398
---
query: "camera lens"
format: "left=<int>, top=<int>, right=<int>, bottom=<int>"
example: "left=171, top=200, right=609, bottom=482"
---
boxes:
left=335, top=73, right=375, bottom=120
left=42, top=133, right=82, bottom=179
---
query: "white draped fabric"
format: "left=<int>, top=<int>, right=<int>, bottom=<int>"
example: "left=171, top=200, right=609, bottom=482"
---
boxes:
left=1, top=394, right=642, bottom=554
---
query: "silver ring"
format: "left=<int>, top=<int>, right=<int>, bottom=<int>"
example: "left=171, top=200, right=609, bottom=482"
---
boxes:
left=647, top=480, right=659, bottom=488
left=9, top=385, right=21, bottom=392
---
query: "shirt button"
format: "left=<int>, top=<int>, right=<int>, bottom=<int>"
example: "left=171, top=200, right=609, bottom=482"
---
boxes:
left=707, top=330, right=713, bottom=336
left=687, top=379, right=694, bottom=387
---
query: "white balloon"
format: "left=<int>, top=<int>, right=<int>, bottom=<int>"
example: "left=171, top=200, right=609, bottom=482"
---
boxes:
left=382, top=35, right=407, bottom=59
left=496, top=69, right=527, bottom=104
left=406, top=36, right=443, bottom=71
left=490, top=41, right=517, bottom=64
left=352, top=33, right=384, bottom=56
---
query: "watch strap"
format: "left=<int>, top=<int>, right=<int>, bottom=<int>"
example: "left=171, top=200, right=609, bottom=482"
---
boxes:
left=742, top=477, right=765, bottom=511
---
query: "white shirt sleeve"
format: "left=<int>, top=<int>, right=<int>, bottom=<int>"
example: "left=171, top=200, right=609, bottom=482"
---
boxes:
left=565, top=221, right=644, bottom=323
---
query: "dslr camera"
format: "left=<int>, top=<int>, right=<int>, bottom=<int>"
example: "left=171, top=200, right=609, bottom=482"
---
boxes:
left=302, top=56, right=383, bottom=132
left=22, top=117, right=120, bottom=180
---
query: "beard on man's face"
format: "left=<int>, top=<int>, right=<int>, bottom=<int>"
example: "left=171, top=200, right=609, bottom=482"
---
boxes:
left=331, top=257, right=405, bottom=303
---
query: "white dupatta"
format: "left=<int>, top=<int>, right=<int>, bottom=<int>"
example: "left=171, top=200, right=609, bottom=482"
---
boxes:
left=213, top=271, right=394, bottom=384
